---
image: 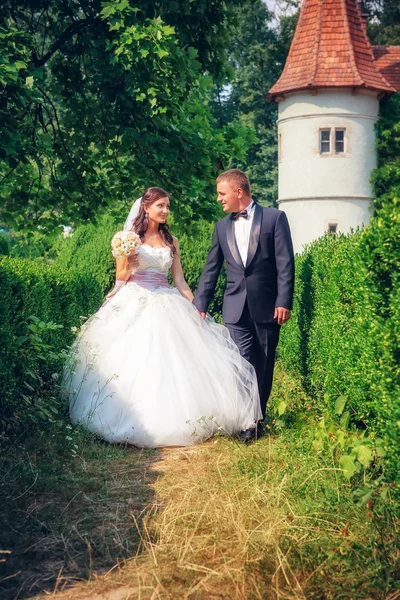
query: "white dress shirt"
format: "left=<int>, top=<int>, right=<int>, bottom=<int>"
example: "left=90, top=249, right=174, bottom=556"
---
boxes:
left=234, top=200, right=256, bottom=266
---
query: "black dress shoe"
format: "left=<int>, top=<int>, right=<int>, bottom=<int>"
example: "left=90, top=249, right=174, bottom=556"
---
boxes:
left=239, top=427, right=256, bottom=443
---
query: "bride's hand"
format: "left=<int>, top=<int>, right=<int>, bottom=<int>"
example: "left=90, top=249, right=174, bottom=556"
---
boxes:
left=127, top=252, right=139, bottom=270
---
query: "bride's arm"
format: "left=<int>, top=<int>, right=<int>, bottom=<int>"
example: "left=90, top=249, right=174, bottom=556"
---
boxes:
left=170, top=237, right=194, bottom=302
left=115, top=253, right=138, bottom=281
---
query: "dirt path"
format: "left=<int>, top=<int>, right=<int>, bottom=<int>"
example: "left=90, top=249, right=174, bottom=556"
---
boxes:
left=19, top=434, right=399, bottom=600
left=32, top=440, right=282, bottom=600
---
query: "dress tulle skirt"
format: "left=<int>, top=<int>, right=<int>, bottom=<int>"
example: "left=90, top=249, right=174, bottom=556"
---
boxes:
left=64, top=279, right=261, bottom=447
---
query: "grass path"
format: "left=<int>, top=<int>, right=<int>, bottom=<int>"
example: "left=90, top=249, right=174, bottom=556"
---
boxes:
left=2, top=368, right=398, bottom=599
left=29, top=432, right=399, bottom=600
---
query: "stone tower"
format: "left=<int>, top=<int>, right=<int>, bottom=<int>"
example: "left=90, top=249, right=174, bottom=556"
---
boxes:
left=268, top=0, right=400, bottom=254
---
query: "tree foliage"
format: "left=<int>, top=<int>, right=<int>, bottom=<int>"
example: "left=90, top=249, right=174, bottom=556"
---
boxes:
left=0, top=0, right=254, bottom=233
left=212, top=0, right=298, bottom=205
left=366, top=0, right=400, bottom=45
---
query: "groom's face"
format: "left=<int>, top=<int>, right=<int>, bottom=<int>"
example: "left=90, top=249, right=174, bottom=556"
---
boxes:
left=217, top=181, right=241, bottom=213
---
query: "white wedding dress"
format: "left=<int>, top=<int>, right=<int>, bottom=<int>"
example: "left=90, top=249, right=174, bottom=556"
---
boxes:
left=65, top=244, right=261, bottom=447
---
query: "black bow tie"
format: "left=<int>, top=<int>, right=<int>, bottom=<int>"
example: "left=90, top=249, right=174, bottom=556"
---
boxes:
left=232, top=209, right=248, bottom=221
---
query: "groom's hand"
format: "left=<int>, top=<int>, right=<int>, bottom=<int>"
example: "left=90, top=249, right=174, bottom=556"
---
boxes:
left=274, top=307, right=291, bottom=325
left=198, top=311, right=207, bottom=320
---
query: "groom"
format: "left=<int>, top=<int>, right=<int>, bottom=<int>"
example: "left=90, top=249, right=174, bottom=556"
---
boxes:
left=193, top=169, right=295, bottom=440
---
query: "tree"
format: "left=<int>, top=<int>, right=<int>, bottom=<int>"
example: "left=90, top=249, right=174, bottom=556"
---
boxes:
left=365, top=0, right=400, bottom=45
left=0, top=0, right=254, bottom=233
left=212, top=0, right=298, bottom=205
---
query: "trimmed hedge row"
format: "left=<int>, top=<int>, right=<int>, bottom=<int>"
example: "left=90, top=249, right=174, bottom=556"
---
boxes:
left=53, top=215, right=117, bottom=293
left=278, top=196, right=400, bottom=481
left=0, top=256, right=102, bottom=431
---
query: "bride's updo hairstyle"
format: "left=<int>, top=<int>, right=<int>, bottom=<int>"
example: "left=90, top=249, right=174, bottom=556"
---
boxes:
left=133, top=187, right=176, bottom=257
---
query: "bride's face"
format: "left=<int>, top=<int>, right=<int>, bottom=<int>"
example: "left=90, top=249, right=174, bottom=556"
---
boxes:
left=146, top=197, right=170, bottom=224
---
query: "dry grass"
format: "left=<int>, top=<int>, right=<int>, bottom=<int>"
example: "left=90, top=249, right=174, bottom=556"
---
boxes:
left=44, top=432, right=399, bottom=600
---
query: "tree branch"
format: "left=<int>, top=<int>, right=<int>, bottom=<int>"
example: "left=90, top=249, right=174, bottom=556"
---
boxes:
left=32, top=16, right=97, bottom=68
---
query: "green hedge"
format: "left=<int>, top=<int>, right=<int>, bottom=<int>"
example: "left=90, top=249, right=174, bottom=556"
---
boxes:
left=278, top=197, right=400, bottom=482
left=175, top=220, right=225, bottom=320
left=53, top=215, right=117, bottom=294
left=0, top=256, right=102, bottom=431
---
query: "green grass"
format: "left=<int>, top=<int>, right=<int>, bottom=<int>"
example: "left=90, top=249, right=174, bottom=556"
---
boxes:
left=1, top=367, right=399, bottom=600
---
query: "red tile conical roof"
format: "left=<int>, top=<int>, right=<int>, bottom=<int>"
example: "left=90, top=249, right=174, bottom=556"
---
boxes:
left=373, top=46, right=400, bottom=92
left=269, top=0, right=396, bottom=99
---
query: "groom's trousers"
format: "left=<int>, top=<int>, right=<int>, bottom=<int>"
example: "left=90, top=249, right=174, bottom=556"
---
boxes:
left=226, top=302, right=280, bottom=419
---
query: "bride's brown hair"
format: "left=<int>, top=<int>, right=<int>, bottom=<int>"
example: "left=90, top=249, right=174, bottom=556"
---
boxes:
left=132, top=187, right=176, bottom=257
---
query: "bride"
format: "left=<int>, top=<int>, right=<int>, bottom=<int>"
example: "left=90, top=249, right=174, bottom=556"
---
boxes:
left=65, top=187, right=261, bottom=447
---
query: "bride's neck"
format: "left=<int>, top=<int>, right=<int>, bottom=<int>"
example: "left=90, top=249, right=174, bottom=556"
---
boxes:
left=146, top=221, right=160, bottom=236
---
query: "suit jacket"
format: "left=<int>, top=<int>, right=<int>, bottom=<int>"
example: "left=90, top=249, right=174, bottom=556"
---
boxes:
left=193, top=204, right=295, bottom=324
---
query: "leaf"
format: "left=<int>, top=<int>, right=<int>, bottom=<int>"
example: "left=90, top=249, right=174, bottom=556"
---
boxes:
left=117, top=0, right=129, bottom=10
left=375, top=439, right=387, bottom=458
left=336, top=430, right=346, bottom=448
left=277, top=401, right=287, bottom=416
left=334, top=395, right=348, bottom=415
left=380, top=487, right=389, bottom=500
left=25, top=76, right=34, bottom=89
left=313, top=438, right=324, bottom=452
left=339, top=454, right=357, bottom=479
left=187, top=46, right=198, bottom=60
left=356, top=489, right=374, bottom=505
left=23, top=381, right=35, bottom=391
left=101, top=5, right=116, bottom=19
left=340, top=410, right=350, bottom=429
left=354, top=444, right=373, bottom=468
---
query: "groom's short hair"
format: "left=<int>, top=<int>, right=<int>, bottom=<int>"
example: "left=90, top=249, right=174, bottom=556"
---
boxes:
left=216, top=169, right=251, bottom=196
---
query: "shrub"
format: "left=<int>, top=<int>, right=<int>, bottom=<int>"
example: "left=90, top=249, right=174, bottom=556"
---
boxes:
left=278, top=216, right=400, bottom=483
left=175, top=220, right=225, bottom=320
left=0, top=256, right=102, bottom=433
left=53, top=215, right=117, bottom=295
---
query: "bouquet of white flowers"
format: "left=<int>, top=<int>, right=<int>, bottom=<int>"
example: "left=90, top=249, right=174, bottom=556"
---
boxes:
left=111, top=230, right=142, bottom=260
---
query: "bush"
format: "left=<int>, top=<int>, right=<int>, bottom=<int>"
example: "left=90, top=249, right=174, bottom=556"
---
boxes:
left=0, top=256, right=102, bottom=433
left=175, top=220, right=225, bottom=320
left=278, top=216, right=400, bottom=483
left=53, top=215, right=118, bottom=295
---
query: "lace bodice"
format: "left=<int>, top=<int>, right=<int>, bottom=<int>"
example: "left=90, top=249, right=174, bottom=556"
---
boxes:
left=136, top=245, right=173, bottom=275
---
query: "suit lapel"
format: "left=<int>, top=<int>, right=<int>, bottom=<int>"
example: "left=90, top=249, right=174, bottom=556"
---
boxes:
left=226, top=215, right=244, bottom=268
left=246, top=203, right=263, bottom=268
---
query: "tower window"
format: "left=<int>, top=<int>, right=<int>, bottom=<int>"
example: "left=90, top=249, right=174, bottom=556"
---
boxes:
left=320, top=129, right=331, bottom=154
left=327, top=223, right=338, bottom=234
left=335, top=129, right=345, bottom=153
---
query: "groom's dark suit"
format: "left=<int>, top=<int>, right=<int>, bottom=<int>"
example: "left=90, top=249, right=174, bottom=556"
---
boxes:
left=193, top=203, right=294, bottom=417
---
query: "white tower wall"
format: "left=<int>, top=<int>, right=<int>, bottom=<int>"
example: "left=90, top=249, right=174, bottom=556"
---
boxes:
left=277, top=90, right=378, bottom=254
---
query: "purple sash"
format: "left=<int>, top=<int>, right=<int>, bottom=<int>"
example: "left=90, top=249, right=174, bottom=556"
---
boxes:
left=102, top=271, right=169, bottom=307
left=128, top=271, right=169, bottom=289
